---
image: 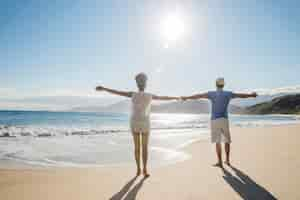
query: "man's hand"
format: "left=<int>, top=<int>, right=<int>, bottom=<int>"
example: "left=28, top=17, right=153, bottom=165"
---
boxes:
left=251, top=92, right=258, bottom=98
left=177, top=97, right=184, bottom=101
left=96, top=86, right=105, bottom=91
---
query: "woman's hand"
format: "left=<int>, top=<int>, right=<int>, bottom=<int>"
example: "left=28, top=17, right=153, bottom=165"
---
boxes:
left=180, top=96, right=188, bottom=101
left=96, top=86, right=105, bottom=91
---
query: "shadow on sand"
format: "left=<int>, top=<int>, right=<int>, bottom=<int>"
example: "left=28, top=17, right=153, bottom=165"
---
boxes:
left=222, top=166, right=277, bottom=200
left=109, top=176, right=147, bottom=200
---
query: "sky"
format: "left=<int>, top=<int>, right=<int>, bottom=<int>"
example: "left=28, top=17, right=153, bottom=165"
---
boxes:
left=0, top=0, right=299, bottom=110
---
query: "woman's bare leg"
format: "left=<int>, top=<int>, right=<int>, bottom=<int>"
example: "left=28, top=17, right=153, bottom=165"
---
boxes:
left=141, top=133, right=150, bottom=177
left=132, top=133, right=141, bottom=176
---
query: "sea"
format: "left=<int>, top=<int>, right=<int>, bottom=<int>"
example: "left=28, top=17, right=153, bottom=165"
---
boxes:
left=0, top=110, right=299, bottom=168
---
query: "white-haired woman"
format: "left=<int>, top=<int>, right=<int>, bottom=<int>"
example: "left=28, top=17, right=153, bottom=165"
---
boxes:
left=96, top=73, right=179, bottom=177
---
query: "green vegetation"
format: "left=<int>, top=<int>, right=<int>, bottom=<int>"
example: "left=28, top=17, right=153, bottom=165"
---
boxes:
left=246, top=94, right=300, bottom=115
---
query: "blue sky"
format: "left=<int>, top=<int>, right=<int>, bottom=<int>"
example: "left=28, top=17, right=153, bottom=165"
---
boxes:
left=0, top=0, right=299, bottom=109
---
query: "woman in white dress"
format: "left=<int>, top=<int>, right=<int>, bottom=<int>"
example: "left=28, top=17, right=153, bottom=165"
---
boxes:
left=96, top=73, right=179, bottom=177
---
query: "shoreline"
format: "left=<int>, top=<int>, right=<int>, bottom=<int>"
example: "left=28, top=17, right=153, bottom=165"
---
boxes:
left=0, top=123, right=298, bottom=170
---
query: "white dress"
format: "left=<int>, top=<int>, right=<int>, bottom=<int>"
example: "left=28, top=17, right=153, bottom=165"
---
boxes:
left=130, top=92, right=152, bottom=134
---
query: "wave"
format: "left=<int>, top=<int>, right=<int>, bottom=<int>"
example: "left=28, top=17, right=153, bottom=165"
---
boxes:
left=0, top=125, right=126, bottom=137
left=0, top=124, right=209, bottom=138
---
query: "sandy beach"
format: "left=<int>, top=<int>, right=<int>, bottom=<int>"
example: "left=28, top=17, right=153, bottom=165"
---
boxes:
left=0, top=124, right=299, bottom=200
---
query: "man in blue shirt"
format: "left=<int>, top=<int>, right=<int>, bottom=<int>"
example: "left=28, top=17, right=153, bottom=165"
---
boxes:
left=182, top=78, right=257, bottom=168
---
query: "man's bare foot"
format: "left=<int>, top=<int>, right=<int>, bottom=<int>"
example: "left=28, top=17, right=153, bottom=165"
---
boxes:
left=143, top=169, right=150, bottom=178
left=136, top=169, right=141, bottom=176
left=224, top=161, right=231, bottom=166
left=212, top=162, right=224, bottom=168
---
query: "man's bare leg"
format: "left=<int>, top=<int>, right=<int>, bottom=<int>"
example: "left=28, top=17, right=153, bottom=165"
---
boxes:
left=132, top=133, right=141, bottom=176
left=213, top=143, right=223, bottom=168
left=141, top=133, right=150, bottom=177
left=224, top=142, right=230, bottom=166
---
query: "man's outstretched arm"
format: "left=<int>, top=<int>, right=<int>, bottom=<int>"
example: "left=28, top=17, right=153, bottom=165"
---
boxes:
left=181, top=93, right=209, bottom=100
left=95, top=86, right=133, bottom=98
left=234, top=92, right=257, bottom=98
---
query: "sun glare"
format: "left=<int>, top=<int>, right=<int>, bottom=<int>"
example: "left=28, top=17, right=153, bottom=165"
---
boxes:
left=161, top=13, right=185, bottom=42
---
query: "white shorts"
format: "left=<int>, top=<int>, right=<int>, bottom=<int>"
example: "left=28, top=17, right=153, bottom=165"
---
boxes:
left=211, top=118, right=231, bottom=143
left=130, top=118, right=150, bottom=134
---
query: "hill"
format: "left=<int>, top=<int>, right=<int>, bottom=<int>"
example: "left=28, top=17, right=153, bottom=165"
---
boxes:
left=72, top=100, right=244, bottom=114
left=246, top=94, right=300, bottom=114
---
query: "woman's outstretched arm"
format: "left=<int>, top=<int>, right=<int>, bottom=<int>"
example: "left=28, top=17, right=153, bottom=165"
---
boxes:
left=181, top=93, right=209, bottom=100
left=152, top=95, right=180, bottom=101
left=95, top=86, right=133, bottom=98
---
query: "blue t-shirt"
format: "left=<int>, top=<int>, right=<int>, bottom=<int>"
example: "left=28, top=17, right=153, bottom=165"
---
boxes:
left=207, top=90, right=236, bottom=120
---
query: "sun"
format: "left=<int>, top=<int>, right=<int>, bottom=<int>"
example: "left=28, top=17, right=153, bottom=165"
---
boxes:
left=161, top=13, right=185, bottom=42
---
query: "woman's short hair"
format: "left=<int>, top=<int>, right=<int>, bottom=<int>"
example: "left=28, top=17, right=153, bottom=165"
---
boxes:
left=135, top=73, right=147, bottom=88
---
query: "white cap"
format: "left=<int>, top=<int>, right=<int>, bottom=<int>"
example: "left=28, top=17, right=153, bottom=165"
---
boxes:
left=216, top=77, right=225, bottom=86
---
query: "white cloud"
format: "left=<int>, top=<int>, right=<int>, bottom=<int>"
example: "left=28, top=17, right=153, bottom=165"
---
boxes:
left=34, top=88, right=100, bottom=98
left=155, top=65, right=164, bottom=73
left=0, top=101, right=67, bottom=111
left=0, top=87, right=107, bottom=99
left=0, top=87, right=119, bottom=110
left=0, top=87, right=19, bottom=97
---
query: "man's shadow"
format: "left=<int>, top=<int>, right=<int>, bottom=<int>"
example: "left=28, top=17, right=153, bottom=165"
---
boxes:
left=222, top=166, right=277, bottom=200
left=109, top=176, right=147, bottom=200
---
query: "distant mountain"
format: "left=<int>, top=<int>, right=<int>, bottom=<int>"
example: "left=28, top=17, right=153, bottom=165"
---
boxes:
left=152, top=100, right=244, bottom=114
left=97, top=100, right=131, bottom=113
left=72, top=99, right=244, bottom=114
left=231, top=94, right=282, bottom=107
left=152, top=100, right=209, bottom=114
left=71, top=100, right=131, bottom=113
left=246, top=94, right=300, bottom=114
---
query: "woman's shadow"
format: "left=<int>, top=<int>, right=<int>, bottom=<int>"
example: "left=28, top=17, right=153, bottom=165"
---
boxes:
left=222, top=166, right=277, bottom=200
left=109, top=176, right=148, bottom=200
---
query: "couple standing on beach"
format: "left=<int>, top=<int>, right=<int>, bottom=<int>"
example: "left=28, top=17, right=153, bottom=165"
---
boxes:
left=96, top=73, right=257, bottom=177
